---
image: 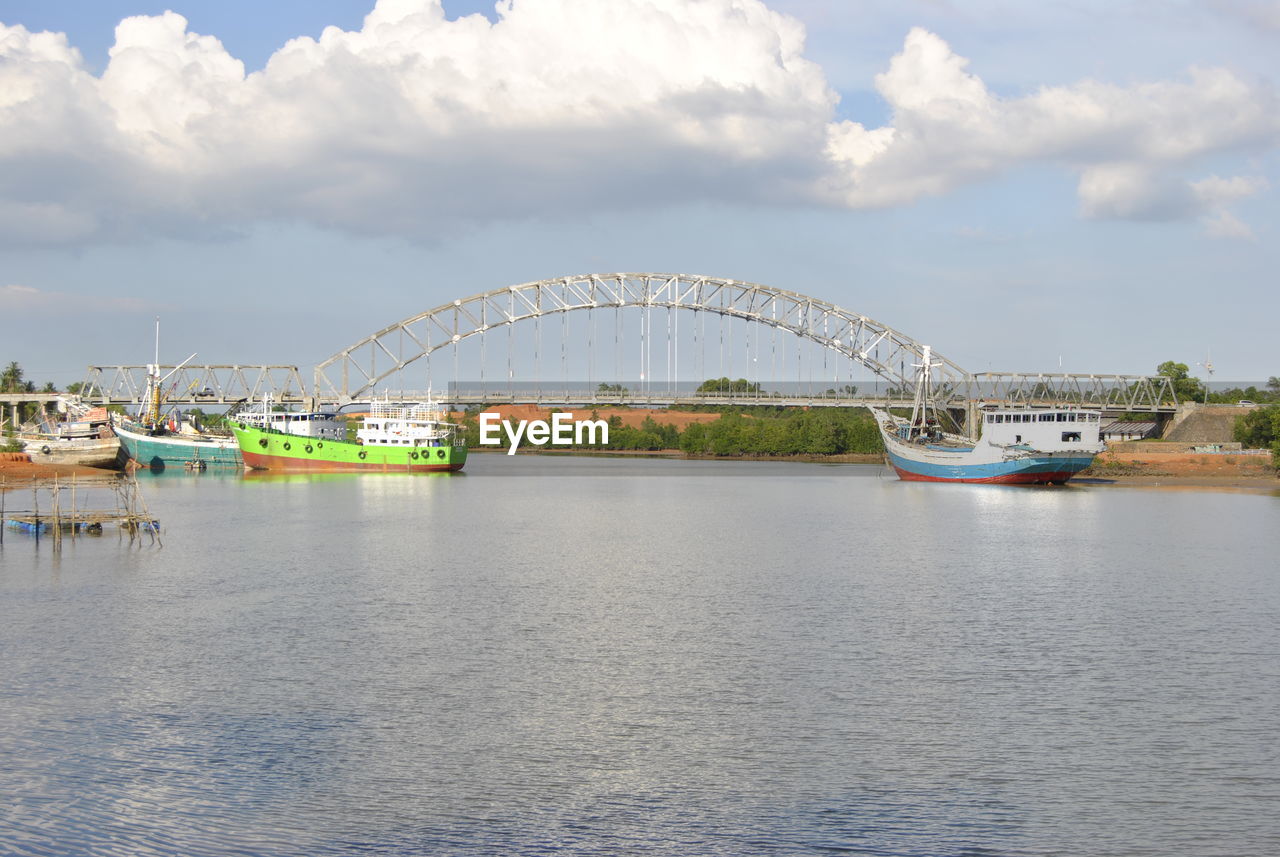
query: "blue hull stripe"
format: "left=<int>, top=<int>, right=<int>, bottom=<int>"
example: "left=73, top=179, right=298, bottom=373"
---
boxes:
left=885, top=448, right=1094, bottom=481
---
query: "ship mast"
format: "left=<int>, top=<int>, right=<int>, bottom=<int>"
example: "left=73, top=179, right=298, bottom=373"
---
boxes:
left=138, top=318, right=197, bottom=428
left=142, top=317, right=161, bottom=425
left=907, top=345, right=938, bottom=434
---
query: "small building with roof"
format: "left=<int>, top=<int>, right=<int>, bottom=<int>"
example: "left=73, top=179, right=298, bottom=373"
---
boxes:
left=1101, top=420, right=1158, bottom=442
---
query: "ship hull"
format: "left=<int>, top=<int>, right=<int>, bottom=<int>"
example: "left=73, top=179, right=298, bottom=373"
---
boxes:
left=20, top=437, right=123, bottom=469
left=230, top=422, right=466, bottom=472
left=114, top=422, right=243, bottom=470
left=872, top=409, right=1099, bottom=485
left=884, top=446, right=1095, bottom=484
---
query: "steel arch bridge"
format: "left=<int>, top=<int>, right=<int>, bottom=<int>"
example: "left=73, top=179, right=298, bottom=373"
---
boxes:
left=314, top=272, right=968, bottom=403
left=71, top=272, right=1176, bottom=414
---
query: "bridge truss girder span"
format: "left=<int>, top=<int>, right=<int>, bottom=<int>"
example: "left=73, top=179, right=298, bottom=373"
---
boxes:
left=81, top=365, right=308, bottom=406
left=966, top=372, right=1177, bottom=412
left=313, top=273, right=966, bottom=402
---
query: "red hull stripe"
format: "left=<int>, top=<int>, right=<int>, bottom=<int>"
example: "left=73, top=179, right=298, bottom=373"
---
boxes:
left=241, top=449, right=462, bottom=472
left=892, top=466, right=1079, bottom=484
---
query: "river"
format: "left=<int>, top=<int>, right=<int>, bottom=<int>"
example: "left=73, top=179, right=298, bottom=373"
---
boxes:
left=2, top=456, right=1278, bottom=856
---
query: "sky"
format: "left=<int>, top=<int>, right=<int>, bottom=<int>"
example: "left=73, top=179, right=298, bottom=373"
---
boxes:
left=1, top=0, right=1278, bottom=388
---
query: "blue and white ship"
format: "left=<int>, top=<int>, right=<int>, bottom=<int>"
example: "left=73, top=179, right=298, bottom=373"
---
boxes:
left=871, top=347, right=1105, bottom=484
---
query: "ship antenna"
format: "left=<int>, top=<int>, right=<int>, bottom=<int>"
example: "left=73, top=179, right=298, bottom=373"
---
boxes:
left=1197, top=348, right=1214, bottom=405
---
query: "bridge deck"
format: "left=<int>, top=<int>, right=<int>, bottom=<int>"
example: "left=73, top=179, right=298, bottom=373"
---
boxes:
left=5, top=389, right=1178, bottom=413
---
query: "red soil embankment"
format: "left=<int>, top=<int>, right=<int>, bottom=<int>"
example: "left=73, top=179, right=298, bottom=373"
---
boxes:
left=0, top=452, right=115, bottom=487
left=1087, top=447, right=1276, bottom=483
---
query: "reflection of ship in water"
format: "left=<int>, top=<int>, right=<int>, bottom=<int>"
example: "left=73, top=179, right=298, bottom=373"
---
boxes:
left=237, top=470, right=364, bottom=484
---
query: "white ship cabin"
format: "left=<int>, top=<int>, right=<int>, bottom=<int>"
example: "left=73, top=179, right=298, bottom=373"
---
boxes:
left=241, top=409, right=346, bottom=440
left=981, top=408, right=1103, bottom=451
left=357, top=401, right=459, bottom=448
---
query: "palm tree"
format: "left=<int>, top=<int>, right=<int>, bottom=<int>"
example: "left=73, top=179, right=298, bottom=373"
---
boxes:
left=1, top=361, right=23, bottom=393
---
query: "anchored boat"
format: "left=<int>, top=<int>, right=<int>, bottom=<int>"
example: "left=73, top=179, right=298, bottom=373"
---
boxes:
left=114, top=418, right=242, bottom=470
left=114, top=368, right=240, bottom=470
left=20, top=404, right=122, bottom=469
left=871, top=346, right=1104, bottom=484
left=113, top=329, right=242, bottom=470
left=227, top=397, right=467, bottom=472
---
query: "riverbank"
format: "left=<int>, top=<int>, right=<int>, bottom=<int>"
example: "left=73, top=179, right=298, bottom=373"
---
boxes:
left=1079, top=447, right=1277, bottom=489
left=470, top=447, right=884, bottom=464
left=475, top=445, right=1280, bottom=487
left=0, top=452, right=119, bottom=489
left=6, top=446, right=1276, bottom=490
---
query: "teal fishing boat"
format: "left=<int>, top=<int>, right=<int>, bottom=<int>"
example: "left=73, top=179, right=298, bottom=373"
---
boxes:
left=113, top=330, right=241, bottom=470
left=114, top=418, right=242, bottom=470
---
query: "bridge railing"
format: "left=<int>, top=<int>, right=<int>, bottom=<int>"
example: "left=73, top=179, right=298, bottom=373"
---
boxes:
left=305, top=382, right=1178, bottom=413
left=59, top=367, right=1180, bottom=414
left=436, top=372, right=1178, bottom=411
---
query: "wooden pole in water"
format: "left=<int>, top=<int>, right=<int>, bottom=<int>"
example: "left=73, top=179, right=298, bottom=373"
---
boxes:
left=123, top=477, right=133, bottom=544
left=130, top=472, right=160, bottom=547
left=52, top=475, right=60, bottom=551
left=112, top=476, right=124, bottom=542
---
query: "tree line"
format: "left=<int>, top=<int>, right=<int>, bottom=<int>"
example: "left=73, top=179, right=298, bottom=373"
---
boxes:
left=1234, top=406, right=1280, bottom=468
left=1158, top=360, right=1280, bottom=405
left=459, top=405, right=884, bottom=456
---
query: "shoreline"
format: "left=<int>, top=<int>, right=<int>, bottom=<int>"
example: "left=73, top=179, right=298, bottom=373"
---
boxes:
left=0, top=453, right=122, bottom=491
left=469, top=447, right=884, bottom=464
left=452, top=447, right=1280, bottom=488
left=4, top=450, right=1276, bottom=492
left=1075, top=474, right=1279, bottom=490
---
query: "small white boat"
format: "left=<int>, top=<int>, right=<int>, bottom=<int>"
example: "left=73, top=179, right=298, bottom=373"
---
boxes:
left=20, top=435, right=122, bottom=469
left=20, top=404, right=122, bottom=468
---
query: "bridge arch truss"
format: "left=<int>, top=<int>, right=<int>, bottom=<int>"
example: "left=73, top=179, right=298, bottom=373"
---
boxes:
left=314, top=273, right=967, bottom=403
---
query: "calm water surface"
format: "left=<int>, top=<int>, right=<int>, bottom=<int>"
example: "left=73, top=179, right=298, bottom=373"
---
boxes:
left=2, top=456, right=1278, bottom=856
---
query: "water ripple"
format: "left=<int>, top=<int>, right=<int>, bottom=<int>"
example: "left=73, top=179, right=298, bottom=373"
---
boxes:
left=2, top=462, right=1278, bottom=855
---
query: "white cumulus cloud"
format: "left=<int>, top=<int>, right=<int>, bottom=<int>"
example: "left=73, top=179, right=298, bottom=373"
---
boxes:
left=0, top=0, right=837, bottom=244
left=0, top=2, right=1276, bottom=246
left=825, top=28, right=1278, bottom=233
